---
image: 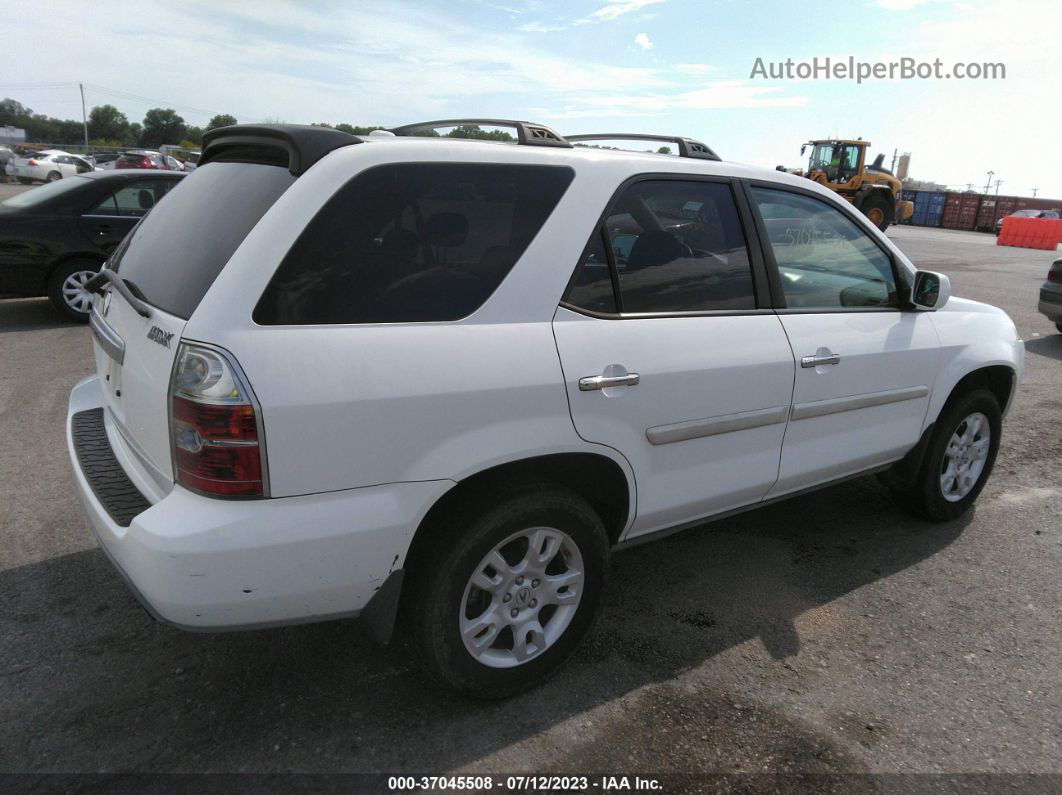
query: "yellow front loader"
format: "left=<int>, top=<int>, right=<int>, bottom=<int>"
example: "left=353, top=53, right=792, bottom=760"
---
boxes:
left=788, top=139, right=914, bottom=231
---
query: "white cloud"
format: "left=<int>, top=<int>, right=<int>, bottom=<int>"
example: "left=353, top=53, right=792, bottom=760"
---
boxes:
left=589, top=0, right=668, bottom=21
left=633, top=32, right=654, bottom=50
left=874, top=0, right=934, bottom=9
left=518, top=21, right=568, bottom=32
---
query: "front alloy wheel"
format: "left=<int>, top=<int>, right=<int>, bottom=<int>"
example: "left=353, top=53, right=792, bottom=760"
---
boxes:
left=896, top=388, right=1001, bottom=521
left=939, top=412, right=991, bottom=502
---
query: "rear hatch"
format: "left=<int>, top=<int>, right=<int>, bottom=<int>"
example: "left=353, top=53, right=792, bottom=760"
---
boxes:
left=90, top=161, right=296, bottom=482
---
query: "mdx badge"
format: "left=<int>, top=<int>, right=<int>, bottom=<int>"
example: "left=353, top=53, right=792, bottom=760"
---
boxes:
left=147, top=326, right=175, bottom=348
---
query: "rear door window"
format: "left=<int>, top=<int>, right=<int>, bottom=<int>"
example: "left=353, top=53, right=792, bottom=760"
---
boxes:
left=254, top=162, right=574, bottom=325
left=110, top=162, right=295, bottom=318
left=564, top=179, right=757, bottom=314
left=90, top=179, right=180, bottom=217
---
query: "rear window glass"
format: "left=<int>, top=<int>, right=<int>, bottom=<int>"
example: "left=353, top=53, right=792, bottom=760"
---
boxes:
left=254, top=162, right=574, bottom=325
left=110, top=162, right=295, bottom=319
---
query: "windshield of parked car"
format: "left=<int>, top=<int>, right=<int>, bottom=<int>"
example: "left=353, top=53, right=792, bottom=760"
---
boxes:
left=1, top=176, right=93, bottom=209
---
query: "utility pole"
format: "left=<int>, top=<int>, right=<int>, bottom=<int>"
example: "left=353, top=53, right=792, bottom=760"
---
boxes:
left=79, top=83, right=89, bottom=153
left=890, top=148, right=898, bottom=173
left=984, top=170, right=994, bottom=194
left=994, top=179, right=1003, bottom=196
left=1031, top=188, right=1039, bottom=198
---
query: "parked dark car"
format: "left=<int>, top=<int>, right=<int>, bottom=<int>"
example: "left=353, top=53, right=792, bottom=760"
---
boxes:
left=0, top=170, right=184, bottom=320
left=1039, top=257, right=1062, bottom=333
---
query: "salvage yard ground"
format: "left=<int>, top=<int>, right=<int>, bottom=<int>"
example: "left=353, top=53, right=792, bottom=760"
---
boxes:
left=0, top=178, right=1058, bottom=781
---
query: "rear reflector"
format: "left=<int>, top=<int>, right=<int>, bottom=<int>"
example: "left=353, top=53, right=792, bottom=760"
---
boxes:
left=170, top=342, right=267, bottom=498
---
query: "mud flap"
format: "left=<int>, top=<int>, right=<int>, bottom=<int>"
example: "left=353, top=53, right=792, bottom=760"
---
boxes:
left=361, top=569, right=405, bottom=644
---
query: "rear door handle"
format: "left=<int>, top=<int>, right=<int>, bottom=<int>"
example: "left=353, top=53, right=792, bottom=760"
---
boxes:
left=800, top=353, right=840, bottom=368
left=579, top=373, right=640, bottom=391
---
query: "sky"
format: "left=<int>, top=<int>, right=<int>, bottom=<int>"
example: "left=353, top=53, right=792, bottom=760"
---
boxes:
left=3, top=0, right=1060, bottom=197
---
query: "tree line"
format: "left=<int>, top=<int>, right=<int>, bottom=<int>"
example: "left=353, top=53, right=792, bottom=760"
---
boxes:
left=1, top=100, right=673, bottom=152
left=0, top=97, right=239, bottom=150
left=0, top=100, right=524, bottom=150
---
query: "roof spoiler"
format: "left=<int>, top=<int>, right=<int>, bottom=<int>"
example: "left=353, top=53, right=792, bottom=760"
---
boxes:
left=199, top=124, right=362, bottom=176
left=566, top=133, right=720, bottom=161
left=389, top=119, right=571, bottom=148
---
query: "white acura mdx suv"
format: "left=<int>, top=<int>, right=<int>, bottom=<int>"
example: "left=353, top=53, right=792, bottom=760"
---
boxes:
left=68, top=120, right=1024, bottom=698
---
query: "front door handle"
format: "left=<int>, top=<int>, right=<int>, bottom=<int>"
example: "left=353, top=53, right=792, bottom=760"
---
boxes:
left=579, top=372, right=640, bottom=391
left=800, top=352, right=841, bottom=368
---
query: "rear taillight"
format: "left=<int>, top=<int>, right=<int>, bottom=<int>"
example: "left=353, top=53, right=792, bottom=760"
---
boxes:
left=27, top=159, right=38, bottom=167
left=169, top=342, right=267, bottom=498
left=1048, top=267, right=1062, bottom=284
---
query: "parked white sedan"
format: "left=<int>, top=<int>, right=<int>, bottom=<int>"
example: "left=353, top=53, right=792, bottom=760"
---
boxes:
left=11, top=150, right=95, bottom=183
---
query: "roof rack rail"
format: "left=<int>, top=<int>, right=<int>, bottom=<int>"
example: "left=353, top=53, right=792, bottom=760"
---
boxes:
left=566, top=133, right=720, bottom=161
left=389, top=119, right=571, bottom=148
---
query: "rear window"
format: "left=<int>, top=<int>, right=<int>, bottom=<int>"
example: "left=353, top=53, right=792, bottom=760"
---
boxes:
left=253, top=162, right=574, bottom=325
left=110, top=162, right=295, bottom=319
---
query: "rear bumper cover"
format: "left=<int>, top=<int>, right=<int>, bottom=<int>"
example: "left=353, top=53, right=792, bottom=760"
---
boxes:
left=67, top=375, right=451, bottom=630
left=1038, top=283, right=1062, bottom=322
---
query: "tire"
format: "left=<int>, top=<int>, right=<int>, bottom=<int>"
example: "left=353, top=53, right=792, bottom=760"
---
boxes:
left=407, top=484, right=609, bottom=699
left=46, top=171, right=62, bottom=182
left=860, top=191, right=895, bottom=231
left=897, top=388, right=1001, bottom=521
left=47, top=260, right=101, bottom=322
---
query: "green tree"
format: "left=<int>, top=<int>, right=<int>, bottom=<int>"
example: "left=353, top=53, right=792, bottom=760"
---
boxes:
left=445, top=124, right=512, bottom=141
left=656, top=146, right=672, bottom=154
left=139, top=108, right=186, bottom=148
left=205, top=113, right=237, bottom=131
left=126, top=123, right=142, bottom=147
left=185, top=126, right=203, bottom=146
left=88, top=104, right=129, bottom=142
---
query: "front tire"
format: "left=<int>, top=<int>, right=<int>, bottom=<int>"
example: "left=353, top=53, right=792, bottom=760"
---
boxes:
left=898, top=389, right=1001, bottom=521
left=47, top=260, right=101, bottom=322
left=46, top=171, right=62, bottom=182
left=408, top=485, right=609, bottom=699
left=861, top=191, right=895, bottom=231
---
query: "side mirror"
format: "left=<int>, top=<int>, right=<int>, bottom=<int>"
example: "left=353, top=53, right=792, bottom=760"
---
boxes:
left=910, top=270, right=950, bottom=310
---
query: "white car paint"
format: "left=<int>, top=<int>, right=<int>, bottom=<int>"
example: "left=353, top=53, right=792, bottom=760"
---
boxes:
left=11, top=149, right=94, bottom=182
left=68, top=133, right=1024, bottom=629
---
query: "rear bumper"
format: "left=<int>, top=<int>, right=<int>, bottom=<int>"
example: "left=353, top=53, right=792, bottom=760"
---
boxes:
left=1038, top=284, right=1062, bottom=322
left=67, top=375, right=451, bottom=630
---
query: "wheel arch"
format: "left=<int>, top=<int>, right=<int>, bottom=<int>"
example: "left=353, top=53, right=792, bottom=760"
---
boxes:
left=938, top=364, right=1015, bottom=417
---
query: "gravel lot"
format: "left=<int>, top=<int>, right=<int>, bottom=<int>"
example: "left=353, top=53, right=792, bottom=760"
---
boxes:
left=0, top=179, right=1058, bottom=787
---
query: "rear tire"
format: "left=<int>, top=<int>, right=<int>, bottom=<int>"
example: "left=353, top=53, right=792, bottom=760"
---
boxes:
left=47, top=260, right=100, bottom=322
left=46, top=171, right=62, bottom=182
left=861, top=191, right=895, bottom=231
left=407, top=484, right=609, bottom=699
left=894, top=389, right=1001, bottom=521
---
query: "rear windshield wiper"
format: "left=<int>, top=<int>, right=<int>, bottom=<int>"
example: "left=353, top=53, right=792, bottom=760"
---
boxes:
left=83, top=269, right=153, bottom=319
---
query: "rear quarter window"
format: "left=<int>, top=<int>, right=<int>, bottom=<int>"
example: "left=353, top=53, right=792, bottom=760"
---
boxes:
left=253, top=162, right=574, bottom=325
left=110, top=162, right=295, bottom=319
